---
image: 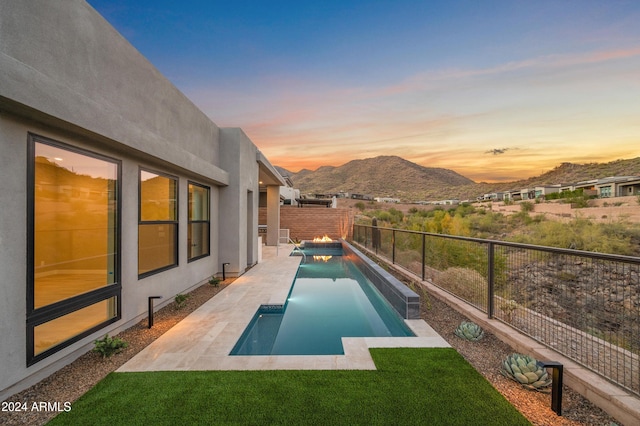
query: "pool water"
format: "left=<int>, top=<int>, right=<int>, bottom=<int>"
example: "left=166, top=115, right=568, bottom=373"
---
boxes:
left=230, top=250, right=414, bottom=356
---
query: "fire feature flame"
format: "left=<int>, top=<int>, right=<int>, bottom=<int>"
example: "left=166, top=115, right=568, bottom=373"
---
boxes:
left=313, top=255, right=333, bottom=262
left=312, top=235, right=333, bottom=242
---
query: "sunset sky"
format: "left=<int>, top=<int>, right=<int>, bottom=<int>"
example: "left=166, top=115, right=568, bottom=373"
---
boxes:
left=88, top=0, right=640, bottom=182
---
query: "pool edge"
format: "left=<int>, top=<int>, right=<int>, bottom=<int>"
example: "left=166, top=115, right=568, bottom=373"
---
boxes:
left=341, top=240, right=421, bottom=320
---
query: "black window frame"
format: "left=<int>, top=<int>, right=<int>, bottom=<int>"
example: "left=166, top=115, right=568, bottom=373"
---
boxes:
left=187, top=181, right=211, bottom=262
left=138, top=167, right=179, bottom=278
left=26, top=133, right=122, bottom=366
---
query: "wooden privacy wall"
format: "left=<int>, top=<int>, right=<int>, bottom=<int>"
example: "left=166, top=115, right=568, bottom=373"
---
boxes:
left=259, top=206, right=355, bottom=242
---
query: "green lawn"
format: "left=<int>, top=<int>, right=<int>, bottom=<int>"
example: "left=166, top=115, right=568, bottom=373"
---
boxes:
left=49, top=348, right=530, bottom=425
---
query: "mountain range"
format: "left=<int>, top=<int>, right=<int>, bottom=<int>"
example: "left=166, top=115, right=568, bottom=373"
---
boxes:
left=276, top=155, right=640, bottom=202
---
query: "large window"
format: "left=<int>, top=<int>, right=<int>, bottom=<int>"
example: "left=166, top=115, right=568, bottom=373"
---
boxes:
left=188, top=182, right=210, bottom=261
left=28, top=134, right=120, bottom=365
left=138, top=169, right=178, bottom=277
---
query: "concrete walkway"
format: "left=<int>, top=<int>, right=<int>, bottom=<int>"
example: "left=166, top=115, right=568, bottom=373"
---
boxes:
left=118, top=244, right=449, bottom=373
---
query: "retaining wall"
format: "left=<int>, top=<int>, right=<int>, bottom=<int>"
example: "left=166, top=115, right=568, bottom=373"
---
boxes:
left=490, top=198, right=640, bottom=223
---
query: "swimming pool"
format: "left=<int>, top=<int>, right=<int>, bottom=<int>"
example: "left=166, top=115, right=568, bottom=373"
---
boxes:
left=230, top=245, right=415, bottom=356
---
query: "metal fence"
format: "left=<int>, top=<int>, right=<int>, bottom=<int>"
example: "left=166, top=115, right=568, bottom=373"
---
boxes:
left=353, top=223, right=640, bottom=396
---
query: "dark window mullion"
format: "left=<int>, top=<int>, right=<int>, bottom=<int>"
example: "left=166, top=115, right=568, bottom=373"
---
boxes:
left=27, top=285, right=121, bottom=327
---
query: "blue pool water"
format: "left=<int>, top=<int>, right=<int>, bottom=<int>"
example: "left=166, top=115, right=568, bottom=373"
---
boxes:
left=230, top=248, right=414, bottom=355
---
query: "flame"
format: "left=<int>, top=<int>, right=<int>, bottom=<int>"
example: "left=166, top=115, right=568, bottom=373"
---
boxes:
left=313, top=255, right=333, bottom=262
left=312, top=235, right=333, bottom=242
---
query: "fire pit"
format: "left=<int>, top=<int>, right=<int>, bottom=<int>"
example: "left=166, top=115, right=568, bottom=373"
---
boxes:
left=302, top=235, right=343, bottom=250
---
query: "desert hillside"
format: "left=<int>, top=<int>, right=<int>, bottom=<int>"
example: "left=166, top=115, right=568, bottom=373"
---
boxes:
left=277, top=156, right=640, bottom=202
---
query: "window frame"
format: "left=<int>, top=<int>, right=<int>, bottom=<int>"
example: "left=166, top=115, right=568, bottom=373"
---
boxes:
left=138, top=167, right=179, bottom=278
left=26, top=133, right=122, bottom=366
left=187, top=181, right=211, bottom=262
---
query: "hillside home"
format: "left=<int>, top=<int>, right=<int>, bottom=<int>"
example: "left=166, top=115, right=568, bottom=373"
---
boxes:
left=558, top=179, right=598, bottom=196
left=479, top=192, right=505, bottom=201
left=433, top=199, right=460, bottom=205
left=0, top=1, right=285, bottom=399
left=617, top=178, right=640, bottom=197
left=502, top=190, right=522, bottom=202
left=518, top=185, right=561, bottom=200
left=374, top=197, right=401, bottom=203
left=351, top=193, right=374, bottom=201
left=277, top=176, right=301, bottom=206
left=595, top=176, right=640, bottom=198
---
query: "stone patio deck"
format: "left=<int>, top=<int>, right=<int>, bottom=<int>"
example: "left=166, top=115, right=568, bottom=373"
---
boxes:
left=118, top=244, right=449, bottom=372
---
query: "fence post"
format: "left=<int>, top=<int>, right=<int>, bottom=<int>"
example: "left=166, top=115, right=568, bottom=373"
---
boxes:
left=421, top=233, right=426, bottom=281
left=392, top=229, right=396, bottom=264
left=372, top=218, right=379, bottom=255
left=367, top=226, right=371, bottom=249
left=487, top=242, right=495, bottom=319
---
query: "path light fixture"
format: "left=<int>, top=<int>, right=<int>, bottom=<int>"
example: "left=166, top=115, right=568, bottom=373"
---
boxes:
left=537, top=360, right=563, bottom=416
left=148, top=296, right=162, bottom=329
left=222, top=263, right=230, bottom=281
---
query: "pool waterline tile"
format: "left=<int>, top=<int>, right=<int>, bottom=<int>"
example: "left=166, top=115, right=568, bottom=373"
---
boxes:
left=117, top=244, right=450, bottom=373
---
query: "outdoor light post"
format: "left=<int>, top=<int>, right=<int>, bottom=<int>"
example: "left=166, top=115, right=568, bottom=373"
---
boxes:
left=538, top=360, right=563, bottom=416
left=148, top=296, right=162, bottom=329
left=222, top=263, right=230, bottom=281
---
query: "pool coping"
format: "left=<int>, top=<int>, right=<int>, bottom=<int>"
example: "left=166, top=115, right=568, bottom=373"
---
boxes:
left=117, top=244, right=450, bottom=373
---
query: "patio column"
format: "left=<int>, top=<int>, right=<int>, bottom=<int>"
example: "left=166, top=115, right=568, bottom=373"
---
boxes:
left=266, top=185, right=280, bottom=246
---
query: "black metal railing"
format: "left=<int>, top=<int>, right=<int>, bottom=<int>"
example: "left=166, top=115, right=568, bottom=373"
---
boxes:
left=353, top=223, right=640, bottom=396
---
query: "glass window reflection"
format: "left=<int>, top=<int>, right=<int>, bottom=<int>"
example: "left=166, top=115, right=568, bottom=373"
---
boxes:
left=34, top=143, right=118, bottom=308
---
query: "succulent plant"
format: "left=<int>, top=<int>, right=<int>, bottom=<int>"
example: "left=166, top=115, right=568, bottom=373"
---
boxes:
left=501, top=353, right=552, bottom=392
left=454, top=321, right=485, bottom=341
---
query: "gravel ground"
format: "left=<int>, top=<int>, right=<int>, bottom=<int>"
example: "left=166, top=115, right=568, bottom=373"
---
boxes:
left=417, top=289, right=622, bottom=426
left=0, top=279, right=623, bottom=426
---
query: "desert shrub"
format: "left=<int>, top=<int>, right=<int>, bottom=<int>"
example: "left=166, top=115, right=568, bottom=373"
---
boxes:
left=418, top=210, right=471, bottom=236
left=469, top=211, right=507, bottom=235
left=174, top=293, right=190, bottom=309
left=434, top=267, right=487, bottom=307
left=519, top=201, right=534, bottom=213
left=569, top=196, right=590, bottom=208
left=379, top=211, right=394, bottom=223
left=387, top=207, right=404, bottom=223
left=454, top=203, right=477, bottom=217
left=395, top=231, right=422, bottom=253
left=509, top=210, right=537, bottom=226
left=365, top=208, right=404, bottom=226
left=93, top=334, right=128, bottom=358
left=509, top=217, right=636, bottom=254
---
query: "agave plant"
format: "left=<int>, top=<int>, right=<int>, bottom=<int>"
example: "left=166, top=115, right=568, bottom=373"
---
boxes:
left=501, top=353, right=552, bottom=392
left=454, top=321, right=484, bottom=341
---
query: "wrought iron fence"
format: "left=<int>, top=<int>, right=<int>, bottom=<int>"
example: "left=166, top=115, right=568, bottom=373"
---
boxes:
left=353, top=223, right=640, bottom=396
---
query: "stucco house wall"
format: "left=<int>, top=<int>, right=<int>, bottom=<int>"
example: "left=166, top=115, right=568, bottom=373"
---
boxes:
left=0, top=1, right=279, bottom=399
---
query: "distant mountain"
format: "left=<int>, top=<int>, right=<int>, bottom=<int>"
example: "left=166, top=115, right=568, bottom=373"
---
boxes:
left=467, top=157, right=640, bottom=200
left=280, top=156, right=473, bottom=201
left=514, top=158, right=640, bottom=187
left=276, top=156, right=640, bottom=202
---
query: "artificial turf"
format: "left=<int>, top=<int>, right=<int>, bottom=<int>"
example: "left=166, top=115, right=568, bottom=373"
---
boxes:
left=48, top=348, right=530, bottom=425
